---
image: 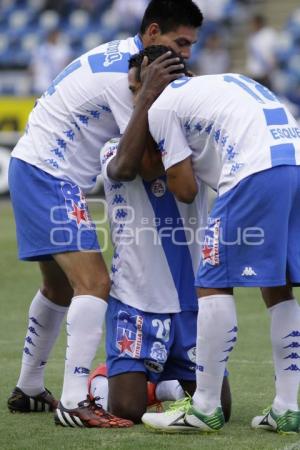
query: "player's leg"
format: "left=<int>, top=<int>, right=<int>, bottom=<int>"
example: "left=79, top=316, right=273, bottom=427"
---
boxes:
left=53, top=250, right=110, bottom=408
left=251, top=285, right=300, bottom=433
left=53, top=253, right=133, bottom=428
left=7, top=159, right=75, bottom=412
left=142, top=310, right=231, bottom=430
left=8, top=260, right=72, bottom=412
left=105, top=297, right=173, bottom=423
left=181, top=289, right=236, bottom=431
left=109, top=372, right=148, bottom=423
left=253, top=166, right=300, bottom=433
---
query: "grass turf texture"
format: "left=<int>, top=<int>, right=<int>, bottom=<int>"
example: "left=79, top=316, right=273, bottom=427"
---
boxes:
left=1, top=198, right=300, bottom=450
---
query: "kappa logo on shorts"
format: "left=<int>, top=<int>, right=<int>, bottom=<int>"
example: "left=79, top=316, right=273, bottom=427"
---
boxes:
left=241, top=267, right=257, bottom=276
left=61, top=182, right=93, bottom=228
left=116, top=311, right=143, bottom=358
left=202, top=218, right=220, bottom=266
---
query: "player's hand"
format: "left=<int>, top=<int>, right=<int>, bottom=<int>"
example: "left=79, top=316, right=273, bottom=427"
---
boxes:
left=140, top=52, right=185, bottom=102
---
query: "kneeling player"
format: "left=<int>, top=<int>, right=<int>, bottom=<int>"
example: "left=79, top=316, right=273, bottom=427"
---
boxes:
left=96, top=137, right=231, bottom=425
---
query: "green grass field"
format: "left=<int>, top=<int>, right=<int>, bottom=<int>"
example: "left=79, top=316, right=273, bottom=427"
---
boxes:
left=1, top=198, right=300, bottom=450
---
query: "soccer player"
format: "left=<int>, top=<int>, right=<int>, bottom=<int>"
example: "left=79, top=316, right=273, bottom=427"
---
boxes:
left=7, top=0, right=203, bottom=428
left=90, top=134, right=231, bottom=425
left=129, top=46, right=300, bottom=434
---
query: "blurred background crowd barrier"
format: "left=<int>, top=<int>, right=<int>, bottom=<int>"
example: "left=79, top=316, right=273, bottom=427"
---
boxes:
left=0, top=0, right=299, bottom=194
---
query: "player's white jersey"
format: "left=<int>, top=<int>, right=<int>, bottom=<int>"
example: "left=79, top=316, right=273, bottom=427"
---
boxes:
left=101, top=138, right=208, bottom=314
left=149, top=74, right=300, bottom=195
left=12, top=35, right=144, bottom=193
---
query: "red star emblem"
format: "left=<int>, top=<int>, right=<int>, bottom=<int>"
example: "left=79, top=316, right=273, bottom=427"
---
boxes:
left=70, top=204, right=88, bottom=225
left=118, top=334, right=135, bottom=354
left=202, top=244, right=212, bottom=260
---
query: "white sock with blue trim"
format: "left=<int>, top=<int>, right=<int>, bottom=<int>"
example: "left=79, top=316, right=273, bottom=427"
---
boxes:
left=155, top=380, right=185, bottom=402
left=269, top=299, right=300, bottom=413
left=60, top=295, right=107, bottom=409
left=17, top=290, right=68, bottom=396
left=193, top=295, right=237, bottom=415
left=90, top=376, right=109, bottom=410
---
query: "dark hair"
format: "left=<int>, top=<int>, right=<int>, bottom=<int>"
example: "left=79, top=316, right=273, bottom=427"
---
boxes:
left=129, top=45, right=188, bottom=82
left=140, top=0, right=203, bottom=35
left=252, top=14, right=266, bottom=27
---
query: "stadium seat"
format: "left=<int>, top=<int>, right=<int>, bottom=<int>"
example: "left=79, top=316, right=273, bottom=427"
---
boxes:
left=39, top=10, right=60, bottom=31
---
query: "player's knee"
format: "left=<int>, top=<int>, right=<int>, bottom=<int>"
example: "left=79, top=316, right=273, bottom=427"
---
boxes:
left=72, top=273, right=111, bottom=299
left=41, top=284, right=73, bottom=306
left=110, top=399, right=146, bottom=424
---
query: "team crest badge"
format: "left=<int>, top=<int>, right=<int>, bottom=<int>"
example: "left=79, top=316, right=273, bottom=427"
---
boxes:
left=151, top=179, right=166, bottom=198
left=116, top=311, right=143, bottom=358
left=61, top=182, right=93, bottom=228
left=202, top=217, right=221, bottom=266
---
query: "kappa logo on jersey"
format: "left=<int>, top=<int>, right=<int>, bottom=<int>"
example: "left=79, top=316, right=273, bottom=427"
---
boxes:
left=116, top=311, right=143, bottom=358
left=61, top=182, right=93, bottom=228
left=202, top=218, right=221, bottom=266
left=151, top=179, right=166, bottom=198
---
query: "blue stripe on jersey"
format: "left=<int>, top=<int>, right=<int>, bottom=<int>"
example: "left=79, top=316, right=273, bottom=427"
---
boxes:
left=263, top=108, right=289, bottom=126
left=47, top=60, right=82, bottom=95
left=134, top=34, right=144, bottom=51
left=88, top=52, right=131, bottom=73
left=143, top=178, right=197, bottom=311
left=271, top=143, right=296, bottom=166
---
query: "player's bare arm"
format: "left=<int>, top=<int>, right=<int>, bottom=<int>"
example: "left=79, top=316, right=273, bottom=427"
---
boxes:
left=166, top=156, right=198, bottom=203
left=107, top=52, right=185, bottom=182
left=139, top=135, right=165, bottom=181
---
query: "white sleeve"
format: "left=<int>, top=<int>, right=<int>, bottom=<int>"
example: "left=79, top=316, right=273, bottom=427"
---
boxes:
left=148, top=106, right=192, bottom=171
left=100, top=138, right=120, bottom=182
left=103, top=76, right=133, bottom=134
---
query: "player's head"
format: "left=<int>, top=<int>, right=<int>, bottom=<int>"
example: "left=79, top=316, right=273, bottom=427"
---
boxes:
left=140, top=0, right=203, bottom=59
left=128, top=45, right=187, bottom=100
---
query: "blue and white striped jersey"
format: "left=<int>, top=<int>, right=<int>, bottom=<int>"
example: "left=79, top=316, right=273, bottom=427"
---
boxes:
left=12, top=35, right=144, bottom=193
left=101, top=138, right=208, bottom=314
left=149, top=74, right=300, bottom=196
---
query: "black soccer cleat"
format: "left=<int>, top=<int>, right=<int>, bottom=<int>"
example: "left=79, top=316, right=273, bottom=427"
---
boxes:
left=7, top=386, right=58, bottom=413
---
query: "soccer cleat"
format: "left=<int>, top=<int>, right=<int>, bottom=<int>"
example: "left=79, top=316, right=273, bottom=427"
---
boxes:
left=184, top=404, right=225, bottom=432
left=54, top=396, right=134, bottom=428
left=147, top=383, right=163, bottom=412
left=7, top=386, right=58, bottom=413
left=251, top=407, right=300, bottom=434
left=142, top=397, right=199, bottom=432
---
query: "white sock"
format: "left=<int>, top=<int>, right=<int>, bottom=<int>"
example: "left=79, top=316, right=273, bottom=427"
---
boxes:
left=155, top=380, right=185, bottom=402
left=17, top=290, right=68, bottom=396
left=193, top=295, right=237, bottom=415
left=269, top=299, right=300, bottom=413
left=60, top=295, right=107, bottom=409
left=90, top=376, right=109, bottom=410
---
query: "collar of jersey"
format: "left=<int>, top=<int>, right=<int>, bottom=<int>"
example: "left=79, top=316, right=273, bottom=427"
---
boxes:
left=134, top=34, right=144, bottom=51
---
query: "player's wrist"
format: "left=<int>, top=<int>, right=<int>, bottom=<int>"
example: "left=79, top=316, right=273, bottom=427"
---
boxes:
left=137, top=88, right=159, bottom=106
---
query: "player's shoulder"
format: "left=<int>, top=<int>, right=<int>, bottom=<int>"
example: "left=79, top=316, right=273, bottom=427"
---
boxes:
left=80, top=36, right=137, bottom=76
